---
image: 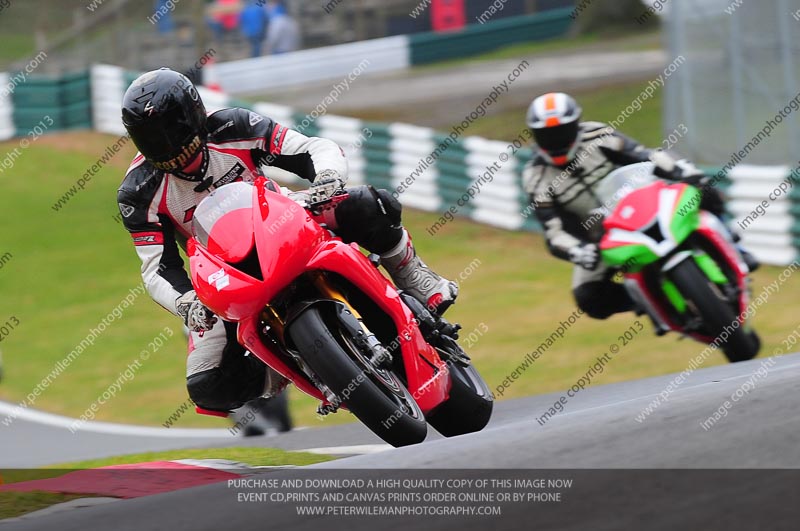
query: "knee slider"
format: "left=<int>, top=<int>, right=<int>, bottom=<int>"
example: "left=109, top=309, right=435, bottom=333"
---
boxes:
left=187, top=369, right=238, bottom=412
left=374, top=188, right=402, bottom=224
left=187, top=362, right=265, bottom=412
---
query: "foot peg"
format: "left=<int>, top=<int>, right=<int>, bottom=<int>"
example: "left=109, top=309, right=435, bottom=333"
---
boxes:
left=317, top=401, right=339, bottom=416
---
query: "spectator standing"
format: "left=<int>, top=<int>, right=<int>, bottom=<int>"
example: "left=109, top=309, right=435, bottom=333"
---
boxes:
left=153, top=0, right=176, bottom=33
left=207, top=0, right=242, bottom=41
left=264, top=1, right=300, bottom=54
left=240, top=0, right=269, bottom=57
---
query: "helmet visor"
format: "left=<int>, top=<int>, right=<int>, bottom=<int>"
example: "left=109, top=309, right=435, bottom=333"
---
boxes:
left=125, top=106, right=202, bottom=171
left=532, top=121, right=579, bottom=156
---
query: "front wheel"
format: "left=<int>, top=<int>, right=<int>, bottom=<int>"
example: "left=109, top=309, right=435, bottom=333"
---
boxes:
left=288, top=306, right=427, bottom=447
left=668, top=258, right=760, bottom=362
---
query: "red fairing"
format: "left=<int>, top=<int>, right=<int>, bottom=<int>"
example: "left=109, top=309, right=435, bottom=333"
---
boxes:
left=188, top=240, right=268, bottom=321
left=188, top=178, right=451, bottom=415
left=252, top=184, right=329, bottom=303
left=604, top=181, right=686, bottom=232
left=188, top=182, right=326, bottom=320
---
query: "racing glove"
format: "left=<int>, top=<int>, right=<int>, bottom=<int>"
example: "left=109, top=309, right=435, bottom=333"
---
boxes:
left=651, top=152, right=724, bottom=215
left=569, top=243, right=600, bottom=271
left=651, top=151, right=705, bottom=184
left=308, top=170, right=345, bottom=203
left=176, top=291, right=218, bottom=332
left=700, top=186, right=726, bottom=217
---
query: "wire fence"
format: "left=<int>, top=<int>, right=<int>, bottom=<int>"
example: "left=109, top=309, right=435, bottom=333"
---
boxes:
left=664, top=0, right=800, bottom=166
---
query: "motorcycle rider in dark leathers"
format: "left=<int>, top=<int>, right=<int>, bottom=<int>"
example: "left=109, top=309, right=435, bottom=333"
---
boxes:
left=117, top=68, right=458, bottom=421
left=523, top=92, right=758, bottom=320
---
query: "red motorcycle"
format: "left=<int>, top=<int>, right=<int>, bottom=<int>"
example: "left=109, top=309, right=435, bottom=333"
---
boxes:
left=187, top=179, right=493, bottom=447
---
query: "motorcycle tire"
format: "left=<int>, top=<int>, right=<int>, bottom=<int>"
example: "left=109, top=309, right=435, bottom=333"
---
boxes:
left=669, top=258, right=760, bottom=363
left=426, top=361, right=493, bottom=437
left=288, top=306, right=427, bottom=447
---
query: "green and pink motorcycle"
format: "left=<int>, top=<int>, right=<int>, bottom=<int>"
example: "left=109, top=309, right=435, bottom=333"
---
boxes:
left=594, top=162, right=761, bottom=362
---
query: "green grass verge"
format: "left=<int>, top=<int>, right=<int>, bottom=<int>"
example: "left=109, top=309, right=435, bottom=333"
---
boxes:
left=0, top=34, right=37, bottom=68
left=0, top=492, right=93, bottom=521
left=0, top=447, right=331, bottom=519
left=51, top=446, right=333, bottom=468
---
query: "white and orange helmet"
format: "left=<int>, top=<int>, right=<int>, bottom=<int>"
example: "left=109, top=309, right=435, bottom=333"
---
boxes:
left=526, top=92, right=583, bottom=167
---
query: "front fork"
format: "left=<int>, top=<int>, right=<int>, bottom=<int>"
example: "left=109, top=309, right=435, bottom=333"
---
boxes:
left=309, top=272, right=393, bottom=415
left=623, top=250, right=707, bottom=338
left=625, top=233, right=750, bottom=338
left=310, top=272, right=391, bottom=367
left=623, top=277, right=672, bottom=336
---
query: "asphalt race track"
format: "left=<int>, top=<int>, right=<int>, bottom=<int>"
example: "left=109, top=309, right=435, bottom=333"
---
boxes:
left=3, top=353, right=800, bottom=530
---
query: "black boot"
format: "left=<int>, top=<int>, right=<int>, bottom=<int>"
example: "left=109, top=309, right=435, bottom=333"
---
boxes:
left=230, top=394, right=293, bottom=436
left=729, top=226, right=760, bottom=272
left=738, top=247, right=760, bottom=272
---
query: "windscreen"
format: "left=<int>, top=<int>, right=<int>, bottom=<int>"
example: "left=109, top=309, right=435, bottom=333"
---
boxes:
left=192, top=182, right=254, bottom=249
left=594, top=162, right=657, bottom=214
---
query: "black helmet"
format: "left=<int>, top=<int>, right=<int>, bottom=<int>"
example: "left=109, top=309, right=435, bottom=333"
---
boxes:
left=122, top=68, right=207, bottom=178
left=526, top=92, right=582, bottom=167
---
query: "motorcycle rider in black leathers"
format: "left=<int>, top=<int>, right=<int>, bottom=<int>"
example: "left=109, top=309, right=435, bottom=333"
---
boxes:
left=117, top=69, right=458, bottom=418
left=523, top=92, right=758, bottom=320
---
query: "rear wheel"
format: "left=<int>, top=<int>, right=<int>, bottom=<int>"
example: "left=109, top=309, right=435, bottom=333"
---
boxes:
left=426, top=361, right=493, bottom=437
left=669, top=258, right=759, bottom=362
left=288, top=306, right=427, bottom=447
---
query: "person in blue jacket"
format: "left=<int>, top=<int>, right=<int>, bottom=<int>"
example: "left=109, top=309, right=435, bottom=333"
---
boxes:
left=240, top=0, right=269, bottom=57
